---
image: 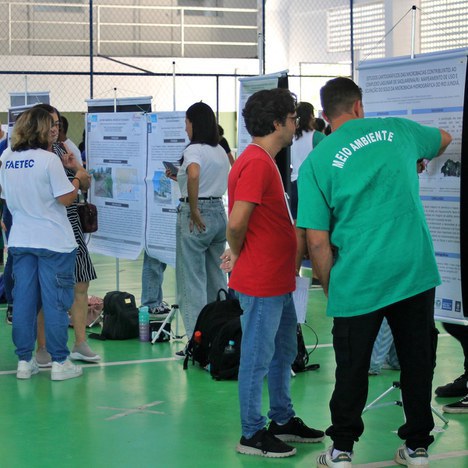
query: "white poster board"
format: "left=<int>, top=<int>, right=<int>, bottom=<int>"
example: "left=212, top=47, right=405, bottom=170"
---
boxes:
left=358, top=49, right=467, bottom=325
left=237, top=71, right=288, bottom=156
left=85, top=110, right=187, bottom=265
left=86, top=112, right=147, bottom=259
left=145, top=112, right=188, bottom=267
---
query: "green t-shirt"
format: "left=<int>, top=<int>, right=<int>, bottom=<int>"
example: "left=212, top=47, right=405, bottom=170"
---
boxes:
left=297, top=117, right=442, bottom=317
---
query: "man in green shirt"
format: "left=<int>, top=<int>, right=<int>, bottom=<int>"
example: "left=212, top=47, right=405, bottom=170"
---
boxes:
left=297, top=77, right=452, bottom=467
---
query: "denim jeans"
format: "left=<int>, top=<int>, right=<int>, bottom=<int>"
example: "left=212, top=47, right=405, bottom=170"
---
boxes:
left=237, top=292, right=297, bottom=438
left=176, top=199, right=227, bottom=339
left=369, top=318, right=399, bottom=373
left=10, top=247, right=76, bottom=362
left=141, top=252, right=167, bottom=308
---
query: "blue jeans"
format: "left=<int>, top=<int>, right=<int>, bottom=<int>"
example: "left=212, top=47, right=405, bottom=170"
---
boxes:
left=141, top=252, right=167, bottom=308
left=369, top=318, right=399, bottom=373
left=237, top=292, right=297, bottom=438
left=176, top=199, right=227, bottom=339
left=10, top=247, right=76, bottom=362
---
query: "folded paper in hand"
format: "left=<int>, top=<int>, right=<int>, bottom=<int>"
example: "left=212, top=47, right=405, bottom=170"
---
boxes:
left=293, top=276, right=310, bottom=324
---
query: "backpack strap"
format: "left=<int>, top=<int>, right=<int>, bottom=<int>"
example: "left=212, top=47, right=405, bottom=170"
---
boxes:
left=216, top=288, right=230, bottom=301
left=88, top=332, right=107, bottom=341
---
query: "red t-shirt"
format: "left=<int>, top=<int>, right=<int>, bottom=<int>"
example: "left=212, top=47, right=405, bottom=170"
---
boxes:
left=228, top=144, right=296, bottom=297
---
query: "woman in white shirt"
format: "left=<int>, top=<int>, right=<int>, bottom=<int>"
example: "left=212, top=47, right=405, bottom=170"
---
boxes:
left=0, top=107, right=88, bottom=380
left=174, top=102, right=230, bottom=356
left=290, top=102, right=325, bottom=220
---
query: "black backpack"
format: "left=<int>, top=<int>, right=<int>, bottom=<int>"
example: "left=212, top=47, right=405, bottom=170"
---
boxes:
left=99, top=291, right=139, bottom=340
left=291, top=324, right=320, bottom=373
left=209, top=316, right=242, bottom=380
left=184, top=289, right=243, bottom=380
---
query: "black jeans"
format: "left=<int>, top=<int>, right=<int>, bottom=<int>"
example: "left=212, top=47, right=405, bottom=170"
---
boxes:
left=327, top=288, right=438, bottom=452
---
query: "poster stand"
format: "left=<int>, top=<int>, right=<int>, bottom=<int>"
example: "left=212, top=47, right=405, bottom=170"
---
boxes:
left=363, top=381, right=449, bottom=426
left=86, top=87, right=185, bottom=337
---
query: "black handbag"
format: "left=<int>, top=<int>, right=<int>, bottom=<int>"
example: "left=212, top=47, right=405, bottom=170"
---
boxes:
left=77, top=201, right=98, bottom=233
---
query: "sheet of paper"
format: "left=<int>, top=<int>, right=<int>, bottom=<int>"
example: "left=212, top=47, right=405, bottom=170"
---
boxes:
left=293, top=276, right=310, bottom=324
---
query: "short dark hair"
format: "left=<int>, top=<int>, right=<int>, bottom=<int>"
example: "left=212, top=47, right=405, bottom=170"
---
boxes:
left=295, top=101, right=315, bottom=139
left=11, top=107, right=53, bottom=152
left=186, top=102, right=219, bottom=146
left=34, top=103, right=61, bottom=122
left=320, top=77, right=362, bottom=121
left=314, top=117, right=326, bottom=132
left=60, top=115, right=69, bottom=134
left=242, top=88, right=296, bottom=137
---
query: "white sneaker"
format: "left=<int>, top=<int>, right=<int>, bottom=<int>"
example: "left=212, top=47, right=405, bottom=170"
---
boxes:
left=395, top=445, right=429, bottom=466
left=51, top=359, right=83, bottom=381
left=17, top=358, right=39, bottom=379
left=317, top=446, right=353, bottom=467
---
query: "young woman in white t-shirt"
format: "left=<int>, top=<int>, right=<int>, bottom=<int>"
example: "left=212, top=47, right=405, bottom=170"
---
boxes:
left=170, top=102, right=230, bottom=356
left=290, top=102, right=325, bottom=219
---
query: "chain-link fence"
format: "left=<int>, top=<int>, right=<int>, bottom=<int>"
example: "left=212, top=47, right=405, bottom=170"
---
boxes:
left=1, top=0, right=468, bottom=145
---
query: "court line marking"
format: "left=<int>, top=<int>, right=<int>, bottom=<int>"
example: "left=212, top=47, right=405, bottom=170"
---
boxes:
left=309, top=333, right=453, bottom=350
left=0, top=356, right=178, bottom=376
left=354, top=449, right=468, bottom=467
left=98, top=400, right=164, bottom=421
left=0, top=334, right=454, bottom=376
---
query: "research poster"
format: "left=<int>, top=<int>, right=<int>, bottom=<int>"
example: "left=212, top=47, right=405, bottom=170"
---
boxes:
left=146, top=112, right=188, bottom=267
left=86, top=112, right=147, bottom=259
left=237, top=71, right=287, bottom=155
left=358, top=49, right=467, bottom=324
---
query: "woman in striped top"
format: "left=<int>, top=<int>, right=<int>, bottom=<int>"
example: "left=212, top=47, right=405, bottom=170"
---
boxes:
left=34, top=104, right=101, bottom=365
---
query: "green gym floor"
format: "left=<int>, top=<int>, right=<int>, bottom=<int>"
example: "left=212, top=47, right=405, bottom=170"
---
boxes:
left=0, top=253, right=467, bottom=468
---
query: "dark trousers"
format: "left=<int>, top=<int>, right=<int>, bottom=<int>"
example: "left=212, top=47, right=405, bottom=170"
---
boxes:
left=4, top=253, right=14, bottom=304
left=327, top=288, right=438, bottom=452
left=442, top=322, right=468, bottom=372
left=289, top=180, right=298, bottom=220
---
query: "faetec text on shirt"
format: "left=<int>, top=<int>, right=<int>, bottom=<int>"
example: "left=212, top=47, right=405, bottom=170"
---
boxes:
left=4, top=159, right=35, bottom=169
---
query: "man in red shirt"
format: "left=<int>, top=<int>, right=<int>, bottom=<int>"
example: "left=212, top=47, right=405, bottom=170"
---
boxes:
left=221, top=88, right=324, bottom=458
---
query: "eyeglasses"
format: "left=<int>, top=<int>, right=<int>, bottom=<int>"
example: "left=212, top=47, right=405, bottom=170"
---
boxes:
left=288, top=115, right=300, bottom=126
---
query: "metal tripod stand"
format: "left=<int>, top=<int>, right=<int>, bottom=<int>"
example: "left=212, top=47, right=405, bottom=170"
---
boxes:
left=363, top=381, right=449, bottom=425
left=150, top=304, right=185, bottom=344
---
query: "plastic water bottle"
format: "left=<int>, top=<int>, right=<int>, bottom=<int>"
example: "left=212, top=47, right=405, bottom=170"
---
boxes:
left=139, top=306, right=150, bottom=342
left=224, top=340, right=235, bottom=354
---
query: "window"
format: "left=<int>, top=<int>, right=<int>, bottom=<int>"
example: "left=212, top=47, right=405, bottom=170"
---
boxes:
left=420, top=0, right=468, bottom=53
left=178, top=0, right=222, bottom=17
left=328, top=2, right=385, bottom=60
left=34, top=0, right=85, bottom=13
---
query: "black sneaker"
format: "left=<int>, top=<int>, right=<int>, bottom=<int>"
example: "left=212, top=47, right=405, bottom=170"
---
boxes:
left=311, top=278, right=322, bottom=289
left=6, top=305, right=13, bottom=325
left=150, top=302, right=171, bottom=315
left=435, top=373, right=468, bottom=397
left=268, top=416, right=325, bottom=443
left=236, top=428, right=296, bottom=458
left=175, top=345, right=188, bottom=359
left=442, top=395, right=468, bottom=414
